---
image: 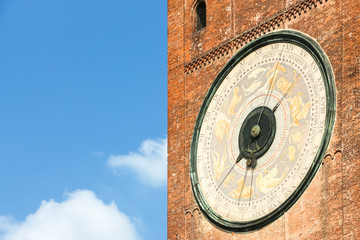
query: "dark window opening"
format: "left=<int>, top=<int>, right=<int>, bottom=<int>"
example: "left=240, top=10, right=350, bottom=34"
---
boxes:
left=195, top=1, right=206, bottom=31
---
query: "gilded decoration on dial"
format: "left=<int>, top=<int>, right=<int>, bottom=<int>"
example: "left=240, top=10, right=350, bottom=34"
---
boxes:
left=190, top=30, right=336, bottom=232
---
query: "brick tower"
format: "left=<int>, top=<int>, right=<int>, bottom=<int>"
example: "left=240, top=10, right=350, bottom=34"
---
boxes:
left=168, top=0, right=360, bottom=239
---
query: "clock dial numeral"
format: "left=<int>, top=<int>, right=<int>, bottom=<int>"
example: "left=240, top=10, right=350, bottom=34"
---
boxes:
left=299, top=49, right=308, bottom=58
left=284, top=43, right=295, bottom=51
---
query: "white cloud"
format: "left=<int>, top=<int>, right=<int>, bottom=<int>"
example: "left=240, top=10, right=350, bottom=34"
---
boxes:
left=0, top=190, right=140, bottom=240
left=107, top=138, right=167, bottom=187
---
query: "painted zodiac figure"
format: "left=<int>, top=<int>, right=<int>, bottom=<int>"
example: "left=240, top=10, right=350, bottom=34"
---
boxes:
left=223, top=173, right=234, bottom=187
left=242, top=67, right=267, bottom=96
left=227, top=86, right=242, bottom=116
left=289, top=128, right=307, bottom=147
left=266, top=63, right=286, bottom=89
left=214, top=113, right=230, bottom=142
left=212, top=148, right=228, bottom=180
left=287, top=145, right=296, bottom=162
left=256, top=63, right=286, bottom=94
left=277, top=77, right=291, bottom=94
left=288, top=92, right=310, bottom=127
left=230, top=177, right=254, bottom=199
left=256, top=165, right=289, bottom=194
left=277, top=70, right=301, bottom=94
left=290, top=129, right=303, bottom=144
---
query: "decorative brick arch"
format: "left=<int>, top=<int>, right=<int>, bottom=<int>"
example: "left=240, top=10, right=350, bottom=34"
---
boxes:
left=184, top=0, right=328, bottom=74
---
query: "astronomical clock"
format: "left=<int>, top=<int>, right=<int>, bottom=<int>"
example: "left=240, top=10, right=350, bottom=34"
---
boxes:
left=190, top=30, right=335, bottom=232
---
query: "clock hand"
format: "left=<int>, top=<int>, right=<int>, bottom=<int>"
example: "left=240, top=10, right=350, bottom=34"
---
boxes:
left=248, top=156, right=256, bottom=207
left=216, top=153, right=243, bottom=191
left=238, top=150, right=256, bottom=203
left=272, top=74, right=300, bottom=112
left=257, top=46, right=285, bottom=125
left=217, top=134, right=259, bottom=192
left=248, top=169, right=254, bottom=206
left=238, top=165, right=248, bottom=204
left=245, top=142, right=259, bottom=206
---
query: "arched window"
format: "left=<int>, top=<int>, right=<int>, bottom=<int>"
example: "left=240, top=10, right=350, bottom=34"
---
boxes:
left=195, top=1, right=206, bottom=31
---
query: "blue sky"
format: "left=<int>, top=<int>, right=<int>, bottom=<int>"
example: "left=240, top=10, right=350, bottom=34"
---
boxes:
left=0, top=0, right=167, bottom=239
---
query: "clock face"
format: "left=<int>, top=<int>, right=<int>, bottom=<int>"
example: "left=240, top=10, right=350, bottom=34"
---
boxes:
left=190, top=30, right=336, bottom=232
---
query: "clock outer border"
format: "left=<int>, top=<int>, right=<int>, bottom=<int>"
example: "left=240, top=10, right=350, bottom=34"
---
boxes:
left=189, top=30, right=336, bottom=232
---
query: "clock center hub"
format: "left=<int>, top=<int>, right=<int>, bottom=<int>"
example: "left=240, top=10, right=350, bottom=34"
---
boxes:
left=239, top=106, right=276, bottom=159
left=250, top=124, right=261, bottom=139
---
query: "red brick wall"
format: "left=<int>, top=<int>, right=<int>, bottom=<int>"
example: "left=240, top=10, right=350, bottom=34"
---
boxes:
left=168, top=0, right=360, bottom=239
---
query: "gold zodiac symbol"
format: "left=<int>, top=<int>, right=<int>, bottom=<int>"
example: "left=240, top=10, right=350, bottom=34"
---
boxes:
left=214, top=114, right=230, bottom=142
left=277, top=70, right=301, bottom=94
left=212, top=148, right=228, bottom=181
left=227, top=86, right=242, bottom=116
left=223, top=173, right=234, bottom=187
left=288, top=92, right=310, bottom=127
left=266, top=63, right=286, bottom=89
left=229, top=177, right=254, bottom=199
left=256, top=165, right=289, bottom=194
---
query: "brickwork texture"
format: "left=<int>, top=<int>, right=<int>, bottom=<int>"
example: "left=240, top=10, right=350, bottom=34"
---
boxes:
left=168, top=0, right=360, bottom=239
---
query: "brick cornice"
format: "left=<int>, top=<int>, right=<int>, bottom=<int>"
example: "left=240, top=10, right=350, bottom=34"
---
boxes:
left=184, top=0, right=328, bottom=74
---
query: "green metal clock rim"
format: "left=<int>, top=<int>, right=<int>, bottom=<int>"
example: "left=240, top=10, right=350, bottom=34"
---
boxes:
left=189, top=29, right=336, bottom=233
